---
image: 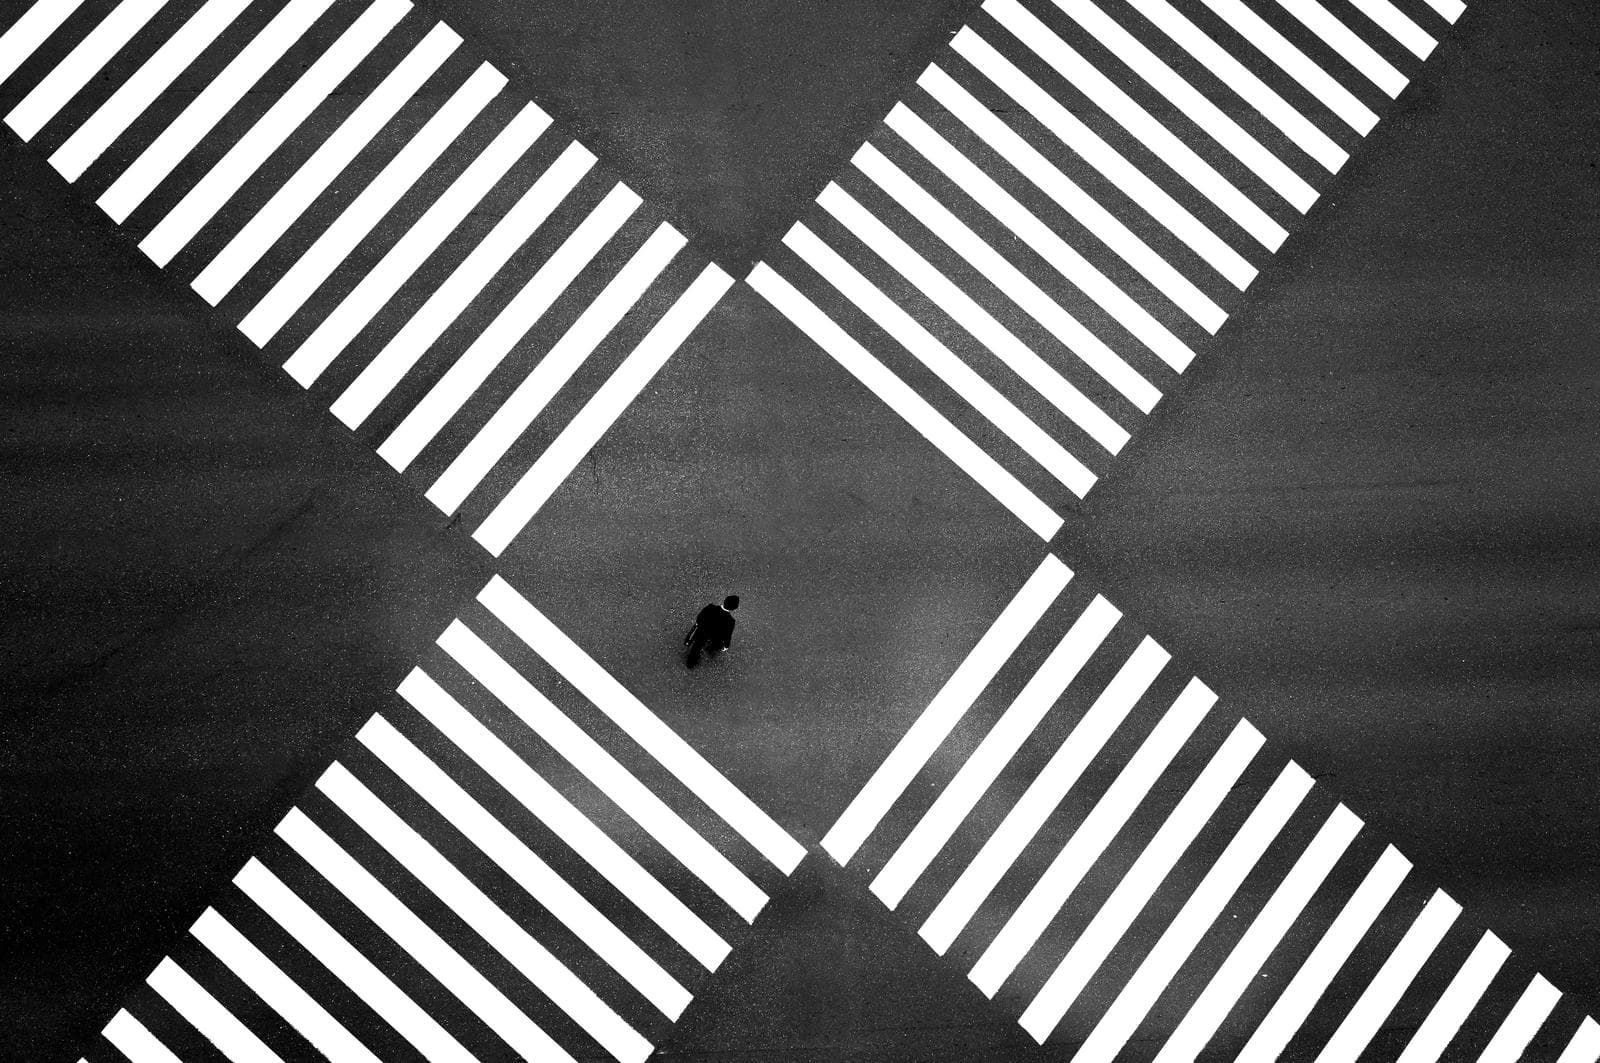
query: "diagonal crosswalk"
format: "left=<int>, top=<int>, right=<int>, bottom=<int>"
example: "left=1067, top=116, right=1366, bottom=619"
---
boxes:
left=750, top=0, right=1468, bottom=539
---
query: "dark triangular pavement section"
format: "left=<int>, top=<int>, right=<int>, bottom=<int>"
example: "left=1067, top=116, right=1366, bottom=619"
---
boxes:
left=0, top=134, right=495, bottom=1061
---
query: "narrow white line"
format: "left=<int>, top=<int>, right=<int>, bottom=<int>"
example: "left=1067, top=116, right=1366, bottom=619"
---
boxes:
left=51, top=0, right=252, bottom=180
left=1235, top=845, right=1412, bottom=1063
left=1420, top=0, right=1465, bottom=24
left=984, top=0, right=1287, bottom=250
left=438, top=620, right=769, bottom=921
left=277, top=808, right=580, bottom=1063
left=1349, top=0, right=1439, bottom=59
left=475, top=263, right=734, bottom=554
left=1313, top=890, right=1461, bottom=1063
left=104, top=1010, right=182, bottom=1063
left=1272, top=0, right=1408, bottom=97
left=1153, top=804, right=1363, bottom=1063
left=820, top=554, right=1071, bottom=865
left=1053, top=0, right=1321, bottom=205
left=237, top=62, right=504, bottom=345
left=889, top=103, right=1198, bottom=372
left=1056, top=762, right=1314, bottom=1052
left=853, top=143, right=1160, bottom=414
left=1192, top=0, right=1382, bottom=128
left=397, top=668, right=730, bottom=970
left=1476, top=975, right=1562, bottom=1063
left=99, top=0, right=340, bottom=224
left=191, top=908, right=384, bottom=1063
left=331, top=141, right=595, bottom=428
left=1393, top=931, right=1509, bottom=1063
left=952, top=27, right=1256, bottom=290
left=818, top=179, right=1130, bottom=452
left=872, top=596, right=1120, bottom=909
left=0, top=0, right=88, bottom=91
left=1559, top=1018, right=1600, bottom=1063
left=786, top=222, right=1096, bottom=496
left=378, top=182, right=640, bottom=471
left=1118, top=0, right=1347, bottom=171
left=425, top=223, right=683, bottom=513
left=997, top=717, right=1262, bottom=1006
left=282, top=101, right=550, bottom=387
left=920, top=64, right=1226, bottom=331
left=139, top=0, right=408, bottom=266
left=920, top=640, right=1178, bottom=955
left=749, top=263, right=1065, bottom=537
left=357, top=714, right=691, bottom=1019
left=316, top=762, right=651, bottom=1063
left=193, top=24, right=461, bottom=305
left=234, top=858, right=476, bottom=1063
left=5, top=0, right=167, bottom=143
left=149, top=957, right=285, bottom=1063
left=476, top=574, right=801, bottom=870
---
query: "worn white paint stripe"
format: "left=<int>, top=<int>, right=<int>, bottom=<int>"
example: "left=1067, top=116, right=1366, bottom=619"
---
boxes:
left=820, top=554, right=1070, bottom=865
left=234, top=858, right=476, bottom=1063
left=1350, top=0, right=1438, bottom=59
left=952, top=27, right=1255, bottom=290
left=785, top=222, right=1097, bottom=496
left=477, top=572, right=804, bottom=872
left=1312, top=890, right=1461, bottom=1063
left=1235, top=845, right=1412, bottom=1063
left=1053, top=0, right=1321, bottom=206
left=332, top=141, right=594, bottom=427
left=238, top=62, right=504, bottom=345
left=51, top=0, right=253, bottom=181
left=149, top=957, right=286, bottom=1063
left=357, top=715, right=690, bottom=1019
left=425, top=223, right=682, bottom=513
left=1000, top=718, right=1263, bottom=1008
left=283, top=101, right=550, bottom=387
left=818, top=178, right=1130, bottom=452
left=316, top=762, right=650, bottom=1063
left=5, top=0, right=166, bottom=142
left=1057, top=763, right=1314, bottom=1053
left=890, top=103, right=1199, bottom=372
left=397, top=668, right=730, bottom=970
left=476, top=264, right=735, bottom=555
left=984, top=0, right=1287, bottom=250
left=1192, top=0, right=1380, bottom=129
left=1558, top=1018, right=1600, bottom=1063
left=1272, top=0, right=1407, bottom=97
left=873, top=596, right=1120, bottom=909
left=193, top=24, right=461, bottom=305
left=379, top=182, right=640, bottom=471
left=1153, top=804, right=1363, bottom=1063
left=749, top=263, right=1065, bottom=539
left=103, top=1010, right=182, bottom=1063
left=920, top=64, right=1226, bottom=331
left=99, top=0, right=340, bottom=223
left=191, top=908, right=384, bottom=1063
left=140, top=0, right=408, bottom=266
left=1420, top=0, right=1465, bottom=23
left=854, top=143, right=1161, bottom=414
left=277, top=808, right=580, bottom=1063
left=920, top=640, right=1176, bottom=955
left=0, top=0, right=88, bottom=91
left=1476, top=975, right=1562, bottom=1063
left=1394, top=931, right=1510, bottom=1063
left=1119, top=0, right=1347, bottom=170
left=438, top=620, right=769, bottom=921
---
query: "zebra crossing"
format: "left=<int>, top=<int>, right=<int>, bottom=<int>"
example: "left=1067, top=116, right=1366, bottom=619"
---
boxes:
left=822, top=554, right=1599, bottom=1060
left=74, top=574, right=803, bottom=1063
left=0, top=0, right=733, bottom=561
left=750, top=0, right=1465, bottom=540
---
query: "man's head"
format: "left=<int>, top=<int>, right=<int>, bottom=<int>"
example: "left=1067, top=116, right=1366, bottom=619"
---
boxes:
left=723, top=595, right=740, bottom=611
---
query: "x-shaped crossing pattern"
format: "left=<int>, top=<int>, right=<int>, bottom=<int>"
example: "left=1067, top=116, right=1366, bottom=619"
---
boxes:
left=2, top=0, right=1595, bottom=1059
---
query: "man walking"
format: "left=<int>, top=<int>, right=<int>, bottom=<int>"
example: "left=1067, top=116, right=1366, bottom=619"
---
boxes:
left=684, top=594, right=739, bottom=669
